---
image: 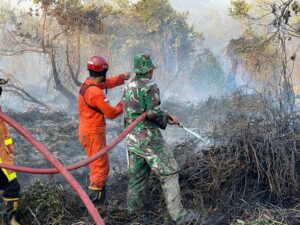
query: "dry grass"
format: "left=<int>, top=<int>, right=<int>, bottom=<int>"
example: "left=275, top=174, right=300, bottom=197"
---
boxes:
left=11, top=94, right=300, bottom=224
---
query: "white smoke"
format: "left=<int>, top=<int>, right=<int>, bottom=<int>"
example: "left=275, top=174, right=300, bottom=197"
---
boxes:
left=170, top=0, right=241, bottom=53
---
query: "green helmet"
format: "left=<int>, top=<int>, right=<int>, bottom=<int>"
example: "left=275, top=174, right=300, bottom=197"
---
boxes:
left=133, top=54, right=156, bottom=74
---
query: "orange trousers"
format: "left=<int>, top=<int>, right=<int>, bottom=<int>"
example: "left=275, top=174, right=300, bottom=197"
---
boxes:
left=79, top=128, right=109, bottom=189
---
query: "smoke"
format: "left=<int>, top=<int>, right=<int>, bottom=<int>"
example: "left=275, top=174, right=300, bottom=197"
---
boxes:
left=149, top=0, right=244, bottom=100
left=0, top=0, right=33, bottom=10
left=0, top=53, right=65, bottom=112
left=170, top=0, right=241, bottom=53
left=0, top=0, right=247, bottom=111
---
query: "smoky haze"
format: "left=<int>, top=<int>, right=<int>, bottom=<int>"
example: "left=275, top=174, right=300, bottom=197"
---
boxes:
left=170, top=0, right=242, bottom=53
left=0, top=0, right=243, bottom=111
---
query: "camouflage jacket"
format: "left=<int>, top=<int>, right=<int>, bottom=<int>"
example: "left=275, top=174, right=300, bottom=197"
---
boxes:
left=123, top=75, right=168, bottom=131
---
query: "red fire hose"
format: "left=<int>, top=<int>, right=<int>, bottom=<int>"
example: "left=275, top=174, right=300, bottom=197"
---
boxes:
left=0, top=112, right=147, bottom=173
left=0, top=110, right=147, bottom=225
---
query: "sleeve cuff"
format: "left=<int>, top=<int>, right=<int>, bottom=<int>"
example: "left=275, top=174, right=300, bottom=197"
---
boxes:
left=120, top=74, right=126, bottom=83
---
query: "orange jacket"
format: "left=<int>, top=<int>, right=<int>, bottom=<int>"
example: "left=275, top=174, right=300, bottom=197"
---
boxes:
left=78, top=74, right=125, bottom=132
left=0, top=117, right=17, bottom=182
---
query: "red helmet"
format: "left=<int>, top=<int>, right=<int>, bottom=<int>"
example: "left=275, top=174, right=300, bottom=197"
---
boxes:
left=87, top=55, right=108, bottom=72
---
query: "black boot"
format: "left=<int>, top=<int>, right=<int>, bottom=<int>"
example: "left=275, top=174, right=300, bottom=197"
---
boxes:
left=2, top=198, right=20, bottom=225
left=88, top=186, right=106, bottom=207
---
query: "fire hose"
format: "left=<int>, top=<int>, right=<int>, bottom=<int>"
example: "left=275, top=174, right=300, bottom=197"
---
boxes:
left=0, top=112, right=147, bottom=174
left=0, top=110, right=147, bottom=225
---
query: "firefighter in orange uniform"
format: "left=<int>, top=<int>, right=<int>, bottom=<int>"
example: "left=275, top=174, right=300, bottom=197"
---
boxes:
left=78, top=55, right=130, bottom=205
left=0, top=79, right=21, bottom=225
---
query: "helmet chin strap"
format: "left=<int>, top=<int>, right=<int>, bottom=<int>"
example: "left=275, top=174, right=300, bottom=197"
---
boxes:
left=89, top=71, right=107, bottom=93
left=103, top=77, right=107, bottom=94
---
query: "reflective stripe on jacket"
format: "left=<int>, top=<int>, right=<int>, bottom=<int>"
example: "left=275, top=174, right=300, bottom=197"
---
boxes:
left=0, top=119, right=17, bottom=181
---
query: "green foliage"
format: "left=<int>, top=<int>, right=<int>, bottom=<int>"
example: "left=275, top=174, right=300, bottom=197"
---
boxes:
left=101, top=0, right=204, bottom=83
left=1, top=0, right=209, bottom=105
left=135, top=0, right=192, bottom=34
left=229, top=0, right=251, bottom=18
left=99, top=3, right=114, bottom=18
left=34, top=0, right=103, bottom=30
left=291, top=1, right=300, bottom=14
left=23, top=181, right=66, bottom=217
left=135, top=0, right=172, bottom=33
left=32, top=0, right=54, bottom=7
left=20, top=180, right=84, bottom=224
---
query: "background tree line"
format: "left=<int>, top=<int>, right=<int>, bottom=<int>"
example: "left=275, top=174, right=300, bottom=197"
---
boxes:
left=0, top=0, right=226, bottom=110
left=228, top=0, right=300, bottom=113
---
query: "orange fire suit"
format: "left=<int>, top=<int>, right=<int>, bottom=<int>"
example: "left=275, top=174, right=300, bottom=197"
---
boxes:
left=78, top=74, right=125, bottom=190
left=0, top=115, right=21, bottom=200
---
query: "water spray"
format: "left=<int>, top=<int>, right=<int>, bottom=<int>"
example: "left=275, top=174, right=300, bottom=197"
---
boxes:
left=179, top=124, right=203, bottom=140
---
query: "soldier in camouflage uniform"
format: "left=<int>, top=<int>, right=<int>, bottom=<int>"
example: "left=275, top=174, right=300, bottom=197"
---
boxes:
left=123, top=54, right=202, bottom=224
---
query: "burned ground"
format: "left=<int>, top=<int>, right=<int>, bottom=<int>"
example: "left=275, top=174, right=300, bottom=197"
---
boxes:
left=3, top=94, right=300, bottom=225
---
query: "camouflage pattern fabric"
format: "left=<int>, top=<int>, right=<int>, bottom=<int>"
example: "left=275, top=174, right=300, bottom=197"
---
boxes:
left=123, top=75, right=168, bottom=131
left=133, top=54, right=156, bottom=75
left=123, top=74, right=185, bottom=221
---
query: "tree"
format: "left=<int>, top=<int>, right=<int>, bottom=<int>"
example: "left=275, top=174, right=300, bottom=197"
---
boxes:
left=0, top=68, right=49, bottom=108
left=227, top=0, right=300, bottom=113
left=0, top=0, right=104, bottom=109
left=0, top=0, right=219, bottom=109
left=103, top=0, right=207, bottom=96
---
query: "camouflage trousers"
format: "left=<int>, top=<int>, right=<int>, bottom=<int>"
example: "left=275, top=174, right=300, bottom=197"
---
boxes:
left=126, top=146, right=185, bottom=221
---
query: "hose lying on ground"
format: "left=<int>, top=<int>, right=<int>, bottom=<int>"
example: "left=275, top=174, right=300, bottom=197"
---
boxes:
left=0, top=112, right=147, bottom=174
left=0, top=110, right=147, bottom=225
